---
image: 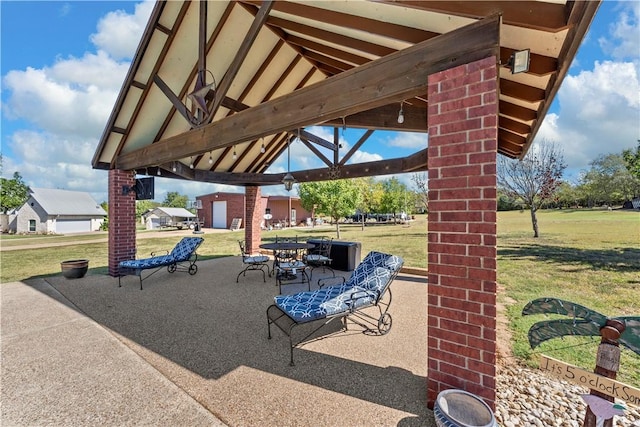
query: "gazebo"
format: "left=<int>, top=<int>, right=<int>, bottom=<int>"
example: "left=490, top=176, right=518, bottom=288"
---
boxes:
left=92, top=0, right=600, bottom=409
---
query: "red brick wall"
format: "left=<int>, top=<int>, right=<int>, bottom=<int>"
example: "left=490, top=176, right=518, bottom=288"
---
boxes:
left=197, top=193, right=248, bottom=228
left=108, top=169, right=136, bottom=276
left=427, top=56, right=498, bottom=409
left=245, top=186, right=262, bottom=254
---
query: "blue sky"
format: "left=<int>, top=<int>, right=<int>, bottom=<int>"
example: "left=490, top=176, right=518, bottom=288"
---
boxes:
left=1, top=1, right=639, bottom=204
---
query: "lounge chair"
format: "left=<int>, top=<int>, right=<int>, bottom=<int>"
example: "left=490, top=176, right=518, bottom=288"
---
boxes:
left=266, top=251, right=403, bottom=365
left=118, top=236, right=204, bottom=290
left=237, top=240, right=270, bottom=283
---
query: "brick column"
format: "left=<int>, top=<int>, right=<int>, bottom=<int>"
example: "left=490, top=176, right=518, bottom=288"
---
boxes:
left=245, top=186, right=262, bottom=254
left=426, top=56, right=498, bottom=409
left=108, top=169, right=137, bottom=276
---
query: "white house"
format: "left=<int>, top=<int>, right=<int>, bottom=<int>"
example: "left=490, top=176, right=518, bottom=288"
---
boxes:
left=10, top=188, right=106, bottom=234
left=143, top=207, right=196, bottom=230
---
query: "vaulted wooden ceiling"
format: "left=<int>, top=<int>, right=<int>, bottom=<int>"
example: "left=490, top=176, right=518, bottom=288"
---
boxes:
left=92, top=0, right=600, bottom=187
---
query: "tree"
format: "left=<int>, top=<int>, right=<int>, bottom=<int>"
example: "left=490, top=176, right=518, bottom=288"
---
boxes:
left=411, top=173, right=429, bottom=213
left=622, top=141, right=640, bottom=183
left=298, top=179, right=360, bottom=239
left=353, top=177, right=380, bottom=230
left=0, top=171, right=30, bottom=214
left=580, top=153, right=640, bottom=206
left=163, top=191, right=188, bottom=208
left=498, top=139, right=566, bottom=237
left=380, top=177, right=409, bottom=222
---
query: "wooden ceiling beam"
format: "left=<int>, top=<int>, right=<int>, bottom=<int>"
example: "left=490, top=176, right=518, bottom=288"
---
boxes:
left=499, top=116, right=531, bottom=136
left=286, top=35, right=370, bottom=67
left=324, top=103, right=427, bottom=132
left=209, top=1, right=274, bottom=118
left=379, top=1, right=570, bottom=32
left=115, top=15, right=500, bottom=171
left=339, top=129, right=375, bottom=166
left=266, top=16, right=395, bottom=58
left=195, top=151, right=427, bottom=186
left=499, top=100, right=537, bottom=122
left=500, top=79, right=546, bottom=103
left=244, top=0, right=438, bottom=42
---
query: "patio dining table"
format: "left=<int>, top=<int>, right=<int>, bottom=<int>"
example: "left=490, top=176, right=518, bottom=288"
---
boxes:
left=259, top=242, right=316, bottom=292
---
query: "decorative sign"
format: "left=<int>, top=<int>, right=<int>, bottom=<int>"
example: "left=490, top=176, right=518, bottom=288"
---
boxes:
left=230, top=218, right=242, bottom=231
left=596, top=344, right=621, bottom=372
left=540, top=355, right=640, bottom=406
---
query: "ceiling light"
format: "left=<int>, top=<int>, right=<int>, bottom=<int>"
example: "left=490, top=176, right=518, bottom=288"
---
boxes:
left=283, top=131, right=297, bottom=191
left=260, top=139, right=265, bottom=153
left=397, top=102, right=405, bottom=124
left=172, top=162, right=177, bottom=172
left=232, top=146, right=237, bottom=160
left=208, top=152, right=213, bottom=164
left=190, top=157, right=194, bottom=169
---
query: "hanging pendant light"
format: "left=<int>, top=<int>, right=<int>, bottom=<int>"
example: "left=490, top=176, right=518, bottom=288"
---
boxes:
left=232, top=146, right=237, bottom=160
left=208, top=152, right=213, bottom=164
left=282, top=131, right=297, bottom=191
left=260, top=138, right=265, bottom=153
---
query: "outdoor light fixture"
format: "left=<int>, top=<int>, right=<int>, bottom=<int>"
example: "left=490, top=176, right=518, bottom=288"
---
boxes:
left=509, top=49, right=530, bottom=74
left=282, top=131, right=297, bottom=191
left=260, top=139, right=265, bottom=153
left=172, top=162, right=177, bottom=172
left=208, top=152, right=213, bottom=164
left=190, top=157, right=194, bottom=169
left=157, top=167, right=161, bottom=176
left=232, top=146, right=237, bottom=160
left=397, top=102, right=405, bottom=124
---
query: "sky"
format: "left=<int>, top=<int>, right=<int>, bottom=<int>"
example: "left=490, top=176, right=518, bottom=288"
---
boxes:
left=1, top=1, right=639, bottom=205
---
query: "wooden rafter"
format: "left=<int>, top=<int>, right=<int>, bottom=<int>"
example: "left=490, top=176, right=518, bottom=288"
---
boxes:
left=115, top=15, right=501, bottom=171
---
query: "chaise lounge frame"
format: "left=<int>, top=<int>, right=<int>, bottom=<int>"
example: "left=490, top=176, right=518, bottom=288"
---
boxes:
left=118, top=236, right=204, bottom=290
left=266, top=251, right=403, bottom=365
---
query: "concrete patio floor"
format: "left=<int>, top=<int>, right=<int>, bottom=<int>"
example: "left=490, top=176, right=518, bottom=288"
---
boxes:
left=1, top=256, right=433, bottom=426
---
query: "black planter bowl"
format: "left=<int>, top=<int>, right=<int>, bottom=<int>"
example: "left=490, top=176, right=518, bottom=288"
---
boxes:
left=60, top=259, right=89, bottom=279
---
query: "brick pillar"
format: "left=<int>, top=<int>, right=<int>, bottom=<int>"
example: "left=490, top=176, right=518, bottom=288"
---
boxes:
left=108, top=169, right=137, bottom=276
left=245, top=186, right=262, bottom=254
left=426, top=56, right=498, bottom=409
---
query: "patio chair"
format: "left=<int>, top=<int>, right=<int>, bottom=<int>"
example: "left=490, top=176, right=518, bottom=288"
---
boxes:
left=118, top=236, right=204, bottom=290
left=273, top=243, right=309, bottom=294
left=303, top=236, right=335, bottom=283
left=237, top=240, right=270, bottom=283
left=266, top=251, right=404, bottom=365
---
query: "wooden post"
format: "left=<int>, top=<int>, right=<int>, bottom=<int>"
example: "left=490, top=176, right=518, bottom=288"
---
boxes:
left=583, top=319, right=626, bottom=427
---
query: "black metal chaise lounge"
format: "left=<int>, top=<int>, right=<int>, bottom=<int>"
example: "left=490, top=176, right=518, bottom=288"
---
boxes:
left=118, top=236, right=204, bottom=290
left=267, top=251, right=404, bottom=365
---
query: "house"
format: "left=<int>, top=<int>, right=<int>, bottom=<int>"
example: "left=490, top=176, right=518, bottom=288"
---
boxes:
left=10, top=188, right=106, bottom=234
left=143, top=207, right=197, bottom=230
left=196, top=192, right=312, bottom=229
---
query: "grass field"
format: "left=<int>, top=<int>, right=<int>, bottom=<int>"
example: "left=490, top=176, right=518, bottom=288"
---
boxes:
left=1, top=209, right=638, bottom=384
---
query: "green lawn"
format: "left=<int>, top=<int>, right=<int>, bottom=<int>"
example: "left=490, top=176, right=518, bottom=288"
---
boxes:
left=1, top=209, right=638, bottom=384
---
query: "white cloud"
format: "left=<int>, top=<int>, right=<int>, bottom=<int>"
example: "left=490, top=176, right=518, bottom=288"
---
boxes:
left=598, top=2, right=640, bottom=61
left=1, top=2, right=154, bottom=203
left=387, top=132, right=428, bottom=149
left=537, top=60, right=639, bottom=179
left=90, top=0, right=154, bottom=60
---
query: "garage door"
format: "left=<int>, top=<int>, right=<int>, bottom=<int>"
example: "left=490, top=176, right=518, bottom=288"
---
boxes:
left=56, top=219, right=91, bottom=234
left=212, top=201, right=227, bottom=229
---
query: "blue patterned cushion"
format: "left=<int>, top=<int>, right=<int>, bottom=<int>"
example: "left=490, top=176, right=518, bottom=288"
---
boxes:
left=119, top=237, right=203, bottom=270
left=274, top=251, right=403, bottom=323
left=169, top=237, right=204, bottom=262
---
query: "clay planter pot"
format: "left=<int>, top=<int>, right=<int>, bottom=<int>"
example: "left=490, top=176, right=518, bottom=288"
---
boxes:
left=60, top=259, right=89, bottom=279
